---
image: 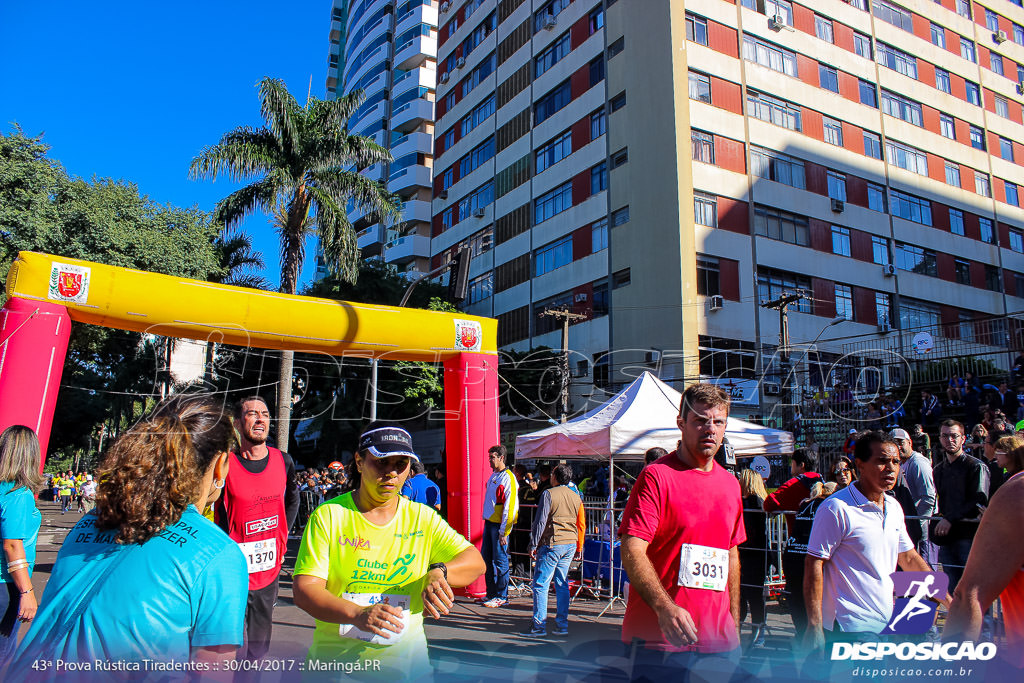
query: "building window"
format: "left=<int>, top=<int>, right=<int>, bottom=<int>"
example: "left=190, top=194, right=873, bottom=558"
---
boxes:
left=757, top=269, right=812, bottom=312
left=612, top=268, right=631, bottom=288
left=441, top=167, right=454, bottom=190
left=534, top=0, right=571, bottom=32
left=945, top=162, right=961, bottom=188
left=935, top=68, right=951, bottom=94
left=1001, top=137, right=1015, bottom=161
left=876, top=292, right=892, bottom=327
left=827, top=170, right=847, bottom=201
left=860, top=80, right=878, bottom=107
left=589, top=6, right=604, bottom=33
left=820, top=65, right=839, bottom=93
left=961, top=38, right=977, bottom=63
left=970, top=125, right=986, bottom=150
left=610, top=148, right=628, bottom=169
left=960, top=313, right=976, bottom=342
left=742, top=35, right=798, bottom=77
left=864, top=131, right=883, bottom=159
left=466, top=272, right=493, bottom=305
left=895, top=242, right=938, bottom=276
left=1017, top=22, right=1024, bottom=45
left=965, top=81, right=981, bottom=106
left=607, top=37, right=625, bottom=61
left=881, top=90, right=923, bottom=126
left=991, top=53, right=1005, bottom=76
left=823, top=117, right=843, bottom=146
left=534, top=81, right=572, bottom=124
left=592, top=218, right=608, bottom=252
left=885, top=140, right=928, bottom=175
left=980, top=217, right=995, bottom=243
left=835, top=284, right=854, bottom=320
left=534, top=32, right=570, bottom=77
left=986, top=8, right=1000, bottom=31
left=891, top=190, right=932, bottom=225
left=589, top=55, right=606, bottom=86
left=692, top=130, right=715, bottom=164
left=747, top=91, right=802, bottom=130
left=1007, top=182, right=1020, bottom=207
left=696, top=256, right=720, bottom=296
left=534, top=235, right=573, bottom=277
left=930, top=22, right=946, bottom=48
left=940, top=114, right=956, bottom=139
left=986, top=265, right=1002, bottom=292
left=872, top=235, right=890, bottom=264
left=534, top=182, right=572, bottom=224
left=694, top=192, right=718, bottom=227
left=955, top=258, right=972, bottom=285
left=956, top=0, right=971, bottom=19
left=689, top=71, right=712, bottom=103
left=751, top=146, right=806, bottom=188
left=460, top=137, right=496, bottom=178
left=591, top=109, right=606, bottom=138
left=685, top=12, right=708, bottom=45
left=610, top=92, right=627, bottom=111
left=831, top=225, right=851, bottom=256
left=535, top=130, right=572, bottom=173
left=873, top=0, right=912, bottom=31
left=611, top=206, right=630, bottom=226
left=1009, top=229, right=1024, bottom=253
left=461, top=95, right=496, bottom=137
left=996, top=95, right=1010, bottom=119
left=764, top=0, right=794, bottom=25
left=815, top=15, right=834, bottom=43
left=976, top=173, right=992, bottom=197
left=868, top=182, right=887, bottom=212
left=754, top=205, right=810, bottom=246
left=855, top=31, right=873, bottom=59
left=900, top=299, right=941, bottom=330
left=877, top=42, right=917, bottom=79
left=950, top=208, right=965, bottom=236
left=590, top=161, right=607, bottom=194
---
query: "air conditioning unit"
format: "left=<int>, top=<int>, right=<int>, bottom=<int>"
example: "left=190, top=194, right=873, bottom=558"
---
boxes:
left=878, top=320, right=891, bottom=333
left=768, top=15, right=794, bottom=31
left=574, top=293, right=588, bottom=303
left=439, top=71, right=450, bottom=84
left=473, top=207, right=486, bottom=218
left=543, top=15, right=558, bottom=30
left=455, top=56, right=466, bottom=69
left=709, top=294, right=725, bottom=311
left=882, top=263, right=897, bottom=277
left=440, top=1, right=451, bottom=12
left=439, top=189, right=448, bottom=199
left=995, top=29, right=1008, bottom=44
left=831, top=198, right=845, bottom=213
left=763, top=382, right=782, bottom=396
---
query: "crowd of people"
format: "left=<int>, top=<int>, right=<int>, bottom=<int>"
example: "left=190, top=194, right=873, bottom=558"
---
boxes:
left=0, top=380, right=1021, bottom=681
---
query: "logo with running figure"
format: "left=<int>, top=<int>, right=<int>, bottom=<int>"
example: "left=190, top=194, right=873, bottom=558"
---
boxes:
left=881, top=571, right=949, bottom=635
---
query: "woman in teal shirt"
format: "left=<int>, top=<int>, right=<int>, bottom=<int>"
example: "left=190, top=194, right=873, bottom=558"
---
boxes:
left=0, top=425, right=43, bottom=668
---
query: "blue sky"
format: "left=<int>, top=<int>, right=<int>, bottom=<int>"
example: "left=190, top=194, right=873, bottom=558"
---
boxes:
left=1, top=0, right=331, bottom=289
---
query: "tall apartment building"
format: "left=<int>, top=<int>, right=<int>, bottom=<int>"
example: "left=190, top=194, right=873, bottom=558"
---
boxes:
left=324, top=0, right=440, bottom=277
left=430, top=0, right=1024, bottom=415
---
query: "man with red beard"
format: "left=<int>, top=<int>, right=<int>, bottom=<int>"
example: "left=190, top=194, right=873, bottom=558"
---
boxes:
left=215, top=396, right=299, bottom=662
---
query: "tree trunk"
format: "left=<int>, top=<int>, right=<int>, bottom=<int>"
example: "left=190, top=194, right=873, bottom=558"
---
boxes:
left=276, top=350, right=293, bottom=451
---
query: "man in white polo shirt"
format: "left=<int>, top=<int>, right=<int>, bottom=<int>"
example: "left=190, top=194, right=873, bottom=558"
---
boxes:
left=804, top=432, right=948, bottom=650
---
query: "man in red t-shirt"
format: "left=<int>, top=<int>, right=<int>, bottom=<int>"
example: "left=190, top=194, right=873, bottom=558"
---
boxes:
left=763, top=448, right=822, bottom=514
left=619, top=383, right=745, bottom=681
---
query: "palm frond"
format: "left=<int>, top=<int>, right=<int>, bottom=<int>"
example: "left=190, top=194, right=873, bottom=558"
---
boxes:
left=258, top=78, right=302, bottom=160
left=308, top=90, right=366, bottom=133
left=307, top=186, right=358, bottom=283
left=213, top=176, right=283, bottom=229
left=189, top=127, right=283, bottom=182
left=311, top=169, right=402, bottom=226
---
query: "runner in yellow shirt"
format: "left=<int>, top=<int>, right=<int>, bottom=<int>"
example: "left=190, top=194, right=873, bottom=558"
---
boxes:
left=293, top=423, right=485, bottom=681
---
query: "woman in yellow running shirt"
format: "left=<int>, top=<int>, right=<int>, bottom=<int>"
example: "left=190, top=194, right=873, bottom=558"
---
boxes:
left=293, top=423, right=484, bottom=681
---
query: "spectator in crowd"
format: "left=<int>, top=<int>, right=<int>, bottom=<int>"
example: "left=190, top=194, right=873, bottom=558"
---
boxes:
left=966, top=423, right=988, bottom=457
left=1012, top=354, right=1024, bottom=384
left=292, top=423, right=484, bottom=681
left=911, top=424, right=932, bottom=462
left=763, top=448, right=822, bottom=516
left=0, top=426, right=42, bottom=668
left=829, top=457, right=853, bottom=491
left=997, top=381, right=1020, bottom=420
left=804, top=432, right=945, bottom=651
left=402, top=459, right=441, bottom=511
left=480, top=445, right=518, bottom=608
left=983, top=430, right=1021, bottom=498
left=864, top=403, right=883, bottom=431
left=11, top=395, right=248, bottom=674
left=644, top=447, right=667, bottom=467
left=520, top=464, right=585, bottom=638
left=932, top=419, right=990, bottom=591
left=1016, top=384, right=1024, bottom=422
left=963, top=382, right=982, bottom=427
left=510, top=464, right=537, bottom=580
left=737, top=469, right=769, bottom=648
left=921, top=390, right=942, bottom=427
left=782, top=481, right=835, bottom=643
left=841, top=430, right=857, bottom=459
left=947, top=373, right=967, bottom=407
left=890, top=428, right=937, bottom=564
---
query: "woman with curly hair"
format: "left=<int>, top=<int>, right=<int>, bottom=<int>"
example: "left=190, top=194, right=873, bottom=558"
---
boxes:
left=0, top=425, right=43, bottom=669
left=10, top=395, right=247, bottom=678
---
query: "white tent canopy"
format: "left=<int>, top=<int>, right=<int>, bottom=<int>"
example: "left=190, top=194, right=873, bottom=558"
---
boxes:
left=514, top=371, right=794, bottom=461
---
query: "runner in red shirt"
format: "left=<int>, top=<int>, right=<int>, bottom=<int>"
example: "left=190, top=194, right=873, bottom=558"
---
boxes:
left=619, top=383, right=745, bottom=682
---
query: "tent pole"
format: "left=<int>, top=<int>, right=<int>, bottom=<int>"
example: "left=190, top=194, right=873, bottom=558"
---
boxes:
left=597, top=453, right=625, bottom=617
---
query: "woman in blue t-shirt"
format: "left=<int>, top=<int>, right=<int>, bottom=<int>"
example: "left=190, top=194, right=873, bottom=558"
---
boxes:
left=0, top=425, right=43, bottom=668
left=11, top=395, right=248, bottom=679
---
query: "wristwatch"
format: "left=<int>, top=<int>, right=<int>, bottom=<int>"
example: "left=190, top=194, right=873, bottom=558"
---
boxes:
left=428, top=562, right=448, bottom=580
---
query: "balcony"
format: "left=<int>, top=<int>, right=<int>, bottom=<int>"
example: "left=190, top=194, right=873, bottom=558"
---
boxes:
left=345, top=43, right=390, bottom=89
left=347, top=14, right=392, bottom=60
left=357, top=224, right=386, bottom=250
left=390, top=97, right=433, bottom=133
left=354, top=69, right=389, bottom=99
left=401, top=198, right=433, bottom=224
left=392, top=64, right=437, bottom=98
left=395, top=2, right=439, bottom=36
left=347, top=99, right=388, bottom=131
left=390, top=131, right=433, bottom=159
left=387, top=164, right=433, bottom=194
left=384, top=234, right=431, bottom=264
left=394, top=34, right=437, bottom=71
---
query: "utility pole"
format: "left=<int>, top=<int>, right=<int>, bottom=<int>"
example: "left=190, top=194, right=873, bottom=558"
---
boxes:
left=760, top=291, right=807, bottom=425
left=540, top=307, right=586, bottom=422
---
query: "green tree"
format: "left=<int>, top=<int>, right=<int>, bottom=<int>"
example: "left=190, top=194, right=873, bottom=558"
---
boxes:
left=190, top=78, right=402, bottom=449
left=211, top=231, right=268, bottom=289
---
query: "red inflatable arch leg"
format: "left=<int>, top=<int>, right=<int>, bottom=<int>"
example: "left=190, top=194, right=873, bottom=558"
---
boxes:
left=443, top=352, right=499, bottom=598
left=0, top=298, right=72, bottom=467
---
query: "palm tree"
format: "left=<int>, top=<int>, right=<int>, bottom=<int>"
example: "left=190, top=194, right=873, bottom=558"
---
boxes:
left=211, top=231, right=269, bottom=290
left=190, top=77, right=401, bottom=449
